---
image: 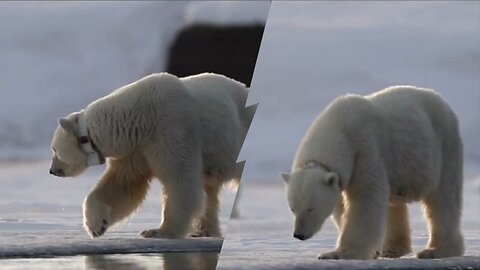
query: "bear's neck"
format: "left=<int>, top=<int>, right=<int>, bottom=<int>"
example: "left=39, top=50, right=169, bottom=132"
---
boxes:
left=293, top=121, right=355, bottom=189
left=77, top=111, right=105, bottom=166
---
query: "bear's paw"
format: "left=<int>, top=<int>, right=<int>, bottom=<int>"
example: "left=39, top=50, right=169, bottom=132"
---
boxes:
left=140, top=228, right=180, bottom=239
left=83, top=196, right=113, bottom=238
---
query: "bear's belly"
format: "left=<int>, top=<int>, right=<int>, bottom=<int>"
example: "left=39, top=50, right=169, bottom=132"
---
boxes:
left=389, top=178, right=436, bottom=204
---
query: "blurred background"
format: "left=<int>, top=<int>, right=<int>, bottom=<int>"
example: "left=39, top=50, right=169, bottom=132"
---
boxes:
left=240, top=1, right=480, bottom=182
left=0, top=1, right=268, bottom=161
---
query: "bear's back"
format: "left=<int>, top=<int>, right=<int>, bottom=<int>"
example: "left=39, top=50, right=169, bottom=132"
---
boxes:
left=181, top=73, right=250, bottom=179
left=366, top=86, right=459, bottom=137
left=181, top=73, right=248, bottom=109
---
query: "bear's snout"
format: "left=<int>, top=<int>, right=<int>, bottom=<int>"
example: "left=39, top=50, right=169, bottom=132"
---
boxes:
left=294, top=233, right=307, bottom=241
left=49, top=168, right=65, bottom=177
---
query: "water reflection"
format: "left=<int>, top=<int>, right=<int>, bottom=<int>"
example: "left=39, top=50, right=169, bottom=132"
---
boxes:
left=85, top=252, right=218, bottom=270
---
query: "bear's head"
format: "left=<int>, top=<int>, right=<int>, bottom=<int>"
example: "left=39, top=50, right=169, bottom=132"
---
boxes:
left=49, top=112, right=88, bottom=177
left=282, top=165, right=341, bottom=241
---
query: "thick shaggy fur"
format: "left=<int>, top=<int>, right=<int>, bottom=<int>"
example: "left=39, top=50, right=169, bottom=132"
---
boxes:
left=283, top=86, right=464, bottom=259
left=50, top=73, right=253, bottom=238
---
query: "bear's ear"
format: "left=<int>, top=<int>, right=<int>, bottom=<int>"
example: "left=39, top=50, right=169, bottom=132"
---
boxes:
left=281, top=172, right=290, bottom=184
left=58, top=117, right=75, bottom=133
left=323, top=172, right=340, bottom=189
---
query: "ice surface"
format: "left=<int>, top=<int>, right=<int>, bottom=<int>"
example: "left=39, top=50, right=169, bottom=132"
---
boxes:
left=0, top=161, right=236, bottom=254
left=217, top=180, right=480, bottom=269
left=0, top=253, right=219, bottom=270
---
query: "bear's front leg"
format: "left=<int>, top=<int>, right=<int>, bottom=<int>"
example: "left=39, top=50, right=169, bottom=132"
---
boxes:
left=141, top=165, right=205, bottom=239
left=83, top=193, right=113, bottom=238
left=83, top=153, right=152, bottom=238
left=319, top=179, right=389, bottom=260
left=381, top=203, right=412, bottom=258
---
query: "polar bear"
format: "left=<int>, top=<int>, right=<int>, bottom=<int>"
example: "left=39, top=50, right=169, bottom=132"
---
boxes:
left=49, top=72, right=255, bottom=239
left=282, top=86, right=464, bottom=260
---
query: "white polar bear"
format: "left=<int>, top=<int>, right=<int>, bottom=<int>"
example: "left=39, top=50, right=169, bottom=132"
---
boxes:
left=49, top=72, right=255, bottom=239
left=282, top=86, right=464, bottom=260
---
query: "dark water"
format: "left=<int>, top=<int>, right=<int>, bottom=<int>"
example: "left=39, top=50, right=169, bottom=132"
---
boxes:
left=0, top=252, right=219, bottom=270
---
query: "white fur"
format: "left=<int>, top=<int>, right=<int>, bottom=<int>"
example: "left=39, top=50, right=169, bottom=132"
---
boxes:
left=283, top=86, right=464, bottom=259
left=50, top=73, right=253, bottom=238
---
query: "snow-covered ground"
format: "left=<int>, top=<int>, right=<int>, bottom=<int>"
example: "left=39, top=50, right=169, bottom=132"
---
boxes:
left=217, top=181, right=480, bottom=270
left=219, top=1, right=480, bottom=269
left=0, top=160, right=233, bottom=269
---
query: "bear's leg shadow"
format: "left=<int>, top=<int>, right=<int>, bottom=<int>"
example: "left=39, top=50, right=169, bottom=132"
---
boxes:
left=141, top=154, right=205, bottom=239
left=418, top=139, right=464, bottom=259
left=191, top=176, right=222, bottom=237
left=381, top=203, right=412, bottom=258
left=319, top=163, right=389, bottom=260
left=83, top=152, right=153, bottom=238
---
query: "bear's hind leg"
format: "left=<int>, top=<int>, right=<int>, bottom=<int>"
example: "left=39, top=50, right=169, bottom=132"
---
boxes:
left=141, top=158, right=205, bottom=239
left=191, top=177, right=222, bottom=237
left=418, top=137, right=464, bottom=259
left=381, top=203, right=412, bottom=258
left=418, top=186, right=464, bottom=258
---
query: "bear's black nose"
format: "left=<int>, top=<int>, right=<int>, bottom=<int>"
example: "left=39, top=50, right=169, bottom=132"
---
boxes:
left=50, top=168, right=64, bottom=177
left=294, top=233, right=306, bottom=240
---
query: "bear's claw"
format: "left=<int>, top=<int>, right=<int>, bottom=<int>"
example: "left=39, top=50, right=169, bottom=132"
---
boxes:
left=382, top=246, right=411, bottom=258
left=83, top=195, right=113, bottom=238
left=86, top=221, right=108, bottom=238
left=318, top=251, right=341, bottom=260
left=140, top=228, right=177, bottom=238
left=319, top=249, right=377, bottom=260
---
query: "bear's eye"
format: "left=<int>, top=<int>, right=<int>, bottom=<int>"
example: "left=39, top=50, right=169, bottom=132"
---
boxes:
left=290, top=208, right=295, bottom=213
left=52, top=147, right=57, bottom=154
left=307, top=208, right=314, bottom=213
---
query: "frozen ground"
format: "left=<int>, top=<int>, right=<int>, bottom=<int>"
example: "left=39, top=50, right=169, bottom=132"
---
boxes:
left=0, top=161, right=236, bottom=268
left=217, top=179, right=480, bottom=270
left=1, top=253, right=219, bottom=270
